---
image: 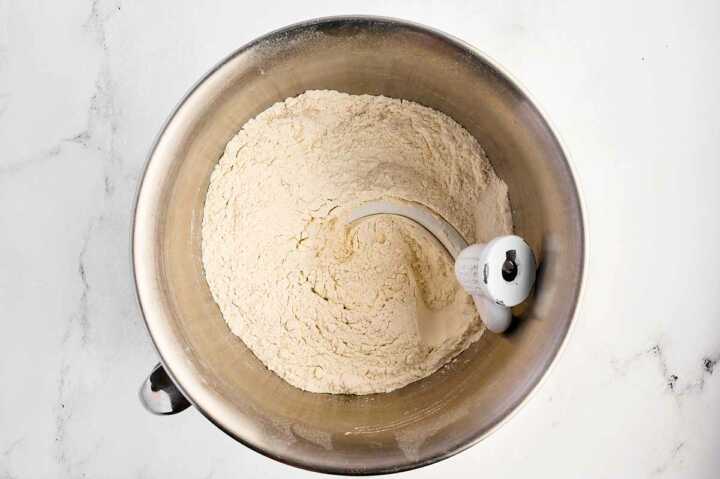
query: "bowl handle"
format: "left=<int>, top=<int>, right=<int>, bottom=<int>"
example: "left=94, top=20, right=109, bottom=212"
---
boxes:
left=139, top=363, right=191, bottom=415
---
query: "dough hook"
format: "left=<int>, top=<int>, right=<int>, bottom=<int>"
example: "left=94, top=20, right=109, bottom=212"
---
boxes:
left=347, top=200, right=536, bottom=333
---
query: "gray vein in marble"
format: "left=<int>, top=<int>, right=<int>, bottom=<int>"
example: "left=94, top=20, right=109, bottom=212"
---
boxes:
left=0, top=464, right=15, bottom=479
left=0, top=145, right=61, bottom=177
left=54, top=0, right=123, bottom=474
left=652, top=441, right=685, bottom=476
left=649, top=344, right=719, bottom=397
left=1, top=437, right=24, bottom=478
left=1, top=438, right=23, bottom=458
left=60, top=0, right=124, bottom=344
left=54, top=363, right=72, bottom=472
left=703, top=356, right=717, bottom=374
left=0, top=129, right=95, bottom=179
left=84, top=0, right=120, bottom=51
left=611, top=344, right=717, bottom=477
left=612, top=343, right=720, bottom=399
left=63, top=218, right=97, bottom=347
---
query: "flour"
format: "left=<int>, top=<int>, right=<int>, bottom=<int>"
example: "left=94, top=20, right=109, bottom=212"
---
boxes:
left=202, top=90, right=512, bottom=394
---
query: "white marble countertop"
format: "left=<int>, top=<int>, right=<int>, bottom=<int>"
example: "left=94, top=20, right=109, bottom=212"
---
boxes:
left=2, top=0, right=719, bottom=477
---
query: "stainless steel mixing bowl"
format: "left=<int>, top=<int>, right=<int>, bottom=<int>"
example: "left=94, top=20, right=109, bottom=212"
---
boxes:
left=133, top=16, right=585, bottom=475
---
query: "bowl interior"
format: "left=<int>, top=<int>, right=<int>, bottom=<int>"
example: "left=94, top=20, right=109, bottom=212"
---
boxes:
left=134, top=17, right=584, bottom=474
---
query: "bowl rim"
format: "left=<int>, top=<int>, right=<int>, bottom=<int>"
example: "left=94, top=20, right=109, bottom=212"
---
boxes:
left=131, top=14, right=588, bottom=475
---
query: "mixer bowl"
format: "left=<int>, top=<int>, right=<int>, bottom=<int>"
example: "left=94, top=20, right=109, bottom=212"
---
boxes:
left=133, top=16, right=585, bottom=474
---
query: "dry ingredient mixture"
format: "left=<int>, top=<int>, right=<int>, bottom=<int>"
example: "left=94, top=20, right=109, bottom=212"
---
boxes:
left=202, top=90, right=512, bottom=394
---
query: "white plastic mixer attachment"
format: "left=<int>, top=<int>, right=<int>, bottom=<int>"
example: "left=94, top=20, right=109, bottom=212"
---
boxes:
left=346, top=199, right=537, bottom=333
left=454, top=236, right=536, bottom=332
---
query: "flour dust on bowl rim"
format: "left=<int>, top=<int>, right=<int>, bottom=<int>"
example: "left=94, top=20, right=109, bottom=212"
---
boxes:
left=132, top=15, right=585, bottom=475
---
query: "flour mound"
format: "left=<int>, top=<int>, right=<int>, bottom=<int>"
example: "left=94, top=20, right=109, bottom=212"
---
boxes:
left=202, top=90, right=512, bottom=394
